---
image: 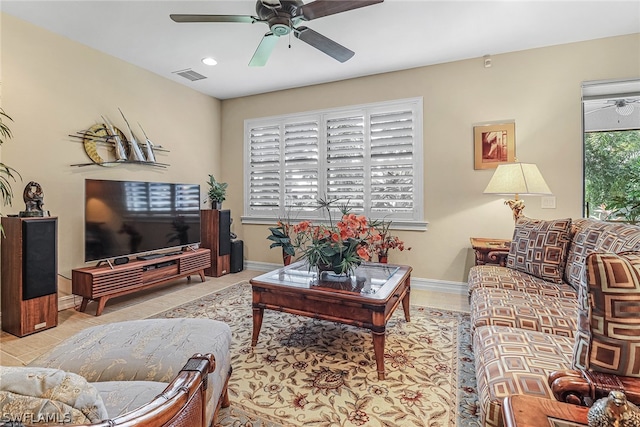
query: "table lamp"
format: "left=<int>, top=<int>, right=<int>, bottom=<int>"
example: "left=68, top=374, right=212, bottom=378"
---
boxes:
left=483, top=162, right=552, bottom=220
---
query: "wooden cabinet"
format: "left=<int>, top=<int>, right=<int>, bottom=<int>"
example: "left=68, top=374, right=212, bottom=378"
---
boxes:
left=1, top=216, right=58, bottom=337
left=72, top=248, right=211, bottom=316
left=200, top=209, right=230, bottom=277
left=470, top=237, right=511, bottom=266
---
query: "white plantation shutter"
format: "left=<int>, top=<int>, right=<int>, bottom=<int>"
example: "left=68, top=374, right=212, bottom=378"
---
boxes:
left=248, top=124, right=281, bottom=215
left=326, top=114, right=365, bottom=211
left=370, top=108, right=415, bottom=215
left=284, top=120, right=320, bottom=212
left=244, top=98, right=424, bottom=226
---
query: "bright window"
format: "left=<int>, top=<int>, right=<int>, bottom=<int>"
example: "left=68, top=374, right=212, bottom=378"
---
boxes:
left=243, top=98, right=425, bottom=229
left=583, top=79, right=640, bottom=224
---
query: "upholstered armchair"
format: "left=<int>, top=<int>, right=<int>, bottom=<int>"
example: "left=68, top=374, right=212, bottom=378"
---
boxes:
left=0, top=353, right=218, bottom=427
left=1, top=318, right=233, bottom=427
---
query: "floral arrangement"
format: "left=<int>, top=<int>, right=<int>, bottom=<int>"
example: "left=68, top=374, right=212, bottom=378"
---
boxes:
left=293, top=211, right=373, bottom=275
left=369, top=219, right=411, bottom=260
left=267, top=198, right=409, bottom=274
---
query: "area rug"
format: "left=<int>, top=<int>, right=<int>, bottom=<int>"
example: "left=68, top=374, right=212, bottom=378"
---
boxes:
left=151, top=282, right=480, bottom=427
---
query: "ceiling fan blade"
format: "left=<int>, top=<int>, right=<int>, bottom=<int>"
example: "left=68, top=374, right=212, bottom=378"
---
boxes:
left=300, top=0, right=384, bottom=21
left=249, top=33, right=279, bottom=67
left=170, top=14, right=256, bottom=23
left=294, top=26, right=354, bottom=63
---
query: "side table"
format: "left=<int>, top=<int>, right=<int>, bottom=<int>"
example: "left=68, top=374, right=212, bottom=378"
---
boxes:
left=503, top=395, right=588, bottom=427
left=470, top=237, right=511, bottom=267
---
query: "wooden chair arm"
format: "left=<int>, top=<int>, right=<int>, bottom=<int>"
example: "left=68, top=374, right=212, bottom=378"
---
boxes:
left=22, top=353, right=216, bottom=427
left=549, top=369, right=640, bottom=407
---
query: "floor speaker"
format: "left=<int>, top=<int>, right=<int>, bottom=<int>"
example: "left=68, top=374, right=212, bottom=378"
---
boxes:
left=230, top=240, right=244, bottom=273
left=219, top=210, right=231, bottom=256
left=22, top=218, right=58, bottom=300
left=200, top=209, right=231, bottom=277
left=1, top=216, right=58, bottom=337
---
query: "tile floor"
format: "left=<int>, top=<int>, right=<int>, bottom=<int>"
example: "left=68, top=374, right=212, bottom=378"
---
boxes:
left=0, top=269, right=469, bottom=367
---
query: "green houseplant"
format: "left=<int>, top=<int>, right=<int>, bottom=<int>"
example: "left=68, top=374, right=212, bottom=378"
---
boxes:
left=206, top=174, right=228, bottom=209
left=267, top=222, right=295, bottom=265
left=0, top=107, right=21, bottom=233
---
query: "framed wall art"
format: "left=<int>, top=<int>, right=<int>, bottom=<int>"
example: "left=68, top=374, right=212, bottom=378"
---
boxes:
left=473, top=122, right=515, bottom=170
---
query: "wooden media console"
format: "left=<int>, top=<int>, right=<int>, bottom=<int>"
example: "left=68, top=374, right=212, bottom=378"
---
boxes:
left=72, top=248, right=211, bottom=316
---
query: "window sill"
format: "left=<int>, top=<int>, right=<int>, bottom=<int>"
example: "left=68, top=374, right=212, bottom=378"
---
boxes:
left=240, top=215, right=429, bottom=231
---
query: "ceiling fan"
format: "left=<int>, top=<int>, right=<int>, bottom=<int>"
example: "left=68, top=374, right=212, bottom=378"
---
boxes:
left=586, top=98, right=640, bottom=116
left=170, top=0, right=384, bottom=66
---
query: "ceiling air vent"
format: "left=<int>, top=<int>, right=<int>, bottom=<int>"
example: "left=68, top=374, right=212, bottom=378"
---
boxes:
left=172, top=69, right=207, bottom=82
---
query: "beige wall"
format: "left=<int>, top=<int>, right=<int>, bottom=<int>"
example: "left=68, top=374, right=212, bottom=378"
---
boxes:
left=1, top=14, right=222, bottom=299
left=221, top=34, right=640, bottom=283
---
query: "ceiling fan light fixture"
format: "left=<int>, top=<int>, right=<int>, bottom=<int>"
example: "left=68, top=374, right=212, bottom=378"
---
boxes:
left=201, top=57, right=218, bottom=66
left=615, top=101, right=634, bottom=116
left=171, top=0, right=384, bottom=67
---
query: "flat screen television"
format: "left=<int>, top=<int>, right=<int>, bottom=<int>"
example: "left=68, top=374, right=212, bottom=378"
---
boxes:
left=84, top=179, right=201, bottom=262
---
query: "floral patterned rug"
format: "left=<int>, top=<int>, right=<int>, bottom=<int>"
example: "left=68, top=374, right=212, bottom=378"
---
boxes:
left=151, top=282, right=480, bottom=427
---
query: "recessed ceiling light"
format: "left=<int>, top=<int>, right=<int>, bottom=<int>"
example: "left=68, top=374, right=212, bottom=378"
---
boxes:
left=201, top=57, right=218, bottom=66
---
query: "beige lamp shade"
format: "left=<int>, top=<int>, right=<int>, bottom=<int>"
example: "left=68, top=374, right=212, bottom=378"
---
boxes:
left=484, top=162, right=552, bottom=220
left=483, top=163, right=552, bottom=196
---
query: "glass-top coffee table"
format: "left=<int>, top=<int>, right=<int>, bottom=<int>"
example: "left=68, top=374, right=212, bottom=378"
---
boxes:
left=250, top=260, right=412, bottom=380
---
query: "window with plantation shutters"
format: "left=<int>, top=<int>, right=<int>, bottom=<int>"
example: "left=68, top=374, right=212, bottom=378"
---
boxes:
left=244, top=97, right=424, bottom=228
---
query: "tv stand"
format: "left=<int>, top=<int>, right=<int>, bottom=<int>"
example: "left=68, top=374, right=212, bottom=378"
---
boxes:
left=137, top=253, right=166, bottom=261
left=72, top=248, right=211, bottom=316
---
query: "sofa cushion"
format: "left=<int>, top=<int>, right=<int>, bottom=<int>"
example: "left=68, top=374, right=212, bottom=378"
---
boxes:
left=471, top=287, right=578, bottom=337
left=468, top=265, right=578, bottom=299
left=564, top=218, right=640, bottom=291
left=507, top=217, right=572, bottom=284
left=473, top=325, right=574, bottom=427
left=0, top=366, right=108, bottom=424
left=572, top=251, right=640, bottom=377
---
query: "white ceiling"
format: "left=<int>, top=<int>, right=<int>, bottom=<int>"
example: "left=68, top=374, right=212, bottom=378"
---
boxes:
left=2, top=0, right=640, bottom=100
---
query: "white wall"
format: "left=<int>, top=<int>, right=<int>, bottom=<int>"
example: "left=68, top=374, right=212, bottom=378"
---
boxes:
left=1, top=14, right=222, bottom=300
left=221, top=34, right=640, bottom=284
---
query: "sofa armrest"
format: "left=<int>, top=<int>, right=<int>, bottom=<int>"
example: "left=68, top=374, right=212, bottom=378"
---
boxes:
left=14, top=353, right=216, bottom=427
left=549, top=369, right=640, bottom=407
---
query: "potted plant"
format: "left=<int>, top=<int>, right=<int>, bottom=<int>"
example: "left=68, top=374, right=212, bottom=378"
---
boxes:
left=267, top=221, right=295, bottom=265
left=0, top=106, right=21, bottom=234
left=206, top=174, right=228, bottom=210
left=369, top=219, right=410, bottom=263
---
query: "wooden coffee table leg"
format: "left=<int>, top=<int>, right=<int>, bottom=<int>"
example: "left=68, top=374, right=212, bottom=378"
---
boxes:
left=372, top=329, right=386, bottom=380
left=372, top=310, right=386, bottom=380
left=402, top=290, right=411, bottom=322
left=252, top=306, right=264, bottom=346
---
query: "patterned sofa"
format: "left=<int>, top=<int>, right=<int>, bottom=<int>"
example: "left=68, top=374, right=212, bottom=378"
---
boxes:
left=0, top=318, right=232, bottom=427
left=468, top=217, right=640, bottom=426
